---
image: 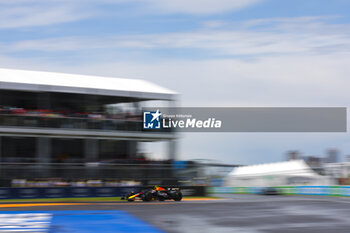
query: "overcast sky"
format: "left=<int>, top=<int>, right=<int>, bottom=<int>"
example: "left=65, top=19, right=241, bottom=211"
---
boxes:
left=1, top=0, right=350, bottom=164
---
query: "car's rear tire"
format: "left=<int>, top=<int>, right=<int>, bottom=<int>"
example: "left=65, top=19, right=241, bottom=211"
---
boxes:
left=142, top=191, right=153, bottom=202
left=173, top=192, right=182, bottom=201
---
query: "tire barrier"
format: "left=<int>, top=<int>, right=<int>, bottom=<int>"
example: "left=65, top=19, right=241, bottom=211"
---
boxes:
left=0, top=186, right=206, bottom=199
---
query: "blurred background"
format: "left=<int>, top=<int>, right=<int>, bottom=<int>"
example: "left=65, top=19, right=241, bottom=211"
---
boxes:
left=1, top=1, right=350, bottom=232
left=0, top=0, right=349, bottom=189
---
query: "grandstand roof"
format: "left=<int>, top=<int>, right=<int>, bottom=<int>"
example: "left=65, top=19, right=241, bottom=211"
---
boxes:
left=228, top=160, right=319, bottom=177
left=0, top=68, right=177, bottom=100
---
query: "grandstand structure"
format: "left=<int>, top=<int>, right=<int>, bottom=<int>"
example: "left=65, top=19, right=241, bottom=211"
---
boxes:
left=0, top=68, right=178, bottom=184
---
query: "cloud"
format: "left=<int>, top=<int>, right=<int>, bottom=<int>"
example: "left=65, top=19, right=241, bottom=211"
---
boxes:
left=5, top=16, right=350, bottom=59
left=3, top=16, right=350, bottom=108
left=98, top=0, right=262, bottom=15
left=0, top=0, right=262, bottom=29
left=138, top=0, right=262, bottom=14
left=0, top=1, right=93, bottom=29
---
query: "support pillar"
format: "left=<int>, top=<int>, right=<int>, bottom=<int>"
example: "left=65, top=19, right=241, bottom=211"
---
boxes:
left=36, top=137, right=51, bottom=164
left=127, top=140, right=138, bottom=159
left=84, top=139, right=99, bottom=162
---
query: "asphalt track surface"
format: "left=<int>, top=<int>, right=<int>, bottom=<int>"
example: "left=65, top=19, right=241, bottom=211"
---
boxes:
left=2, top=194, right=350, bottom=232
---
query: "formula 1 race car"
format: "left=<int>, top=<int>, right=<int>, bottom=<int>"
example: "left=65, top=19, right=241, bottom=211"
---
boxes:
left=123, top=186, right=183, bottom=202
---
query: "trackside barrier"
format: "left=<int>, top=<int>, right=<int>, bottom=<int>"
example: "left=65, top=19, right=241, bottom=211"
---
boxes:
left=207, top=186, right=350, bottom=197
left=0, top=186, right=206, bottom=199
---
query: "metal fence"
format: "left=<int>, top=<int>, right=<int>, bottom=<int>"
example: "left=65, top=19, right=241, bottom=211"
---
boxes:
left=0, top=162, right=236, bottom=187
